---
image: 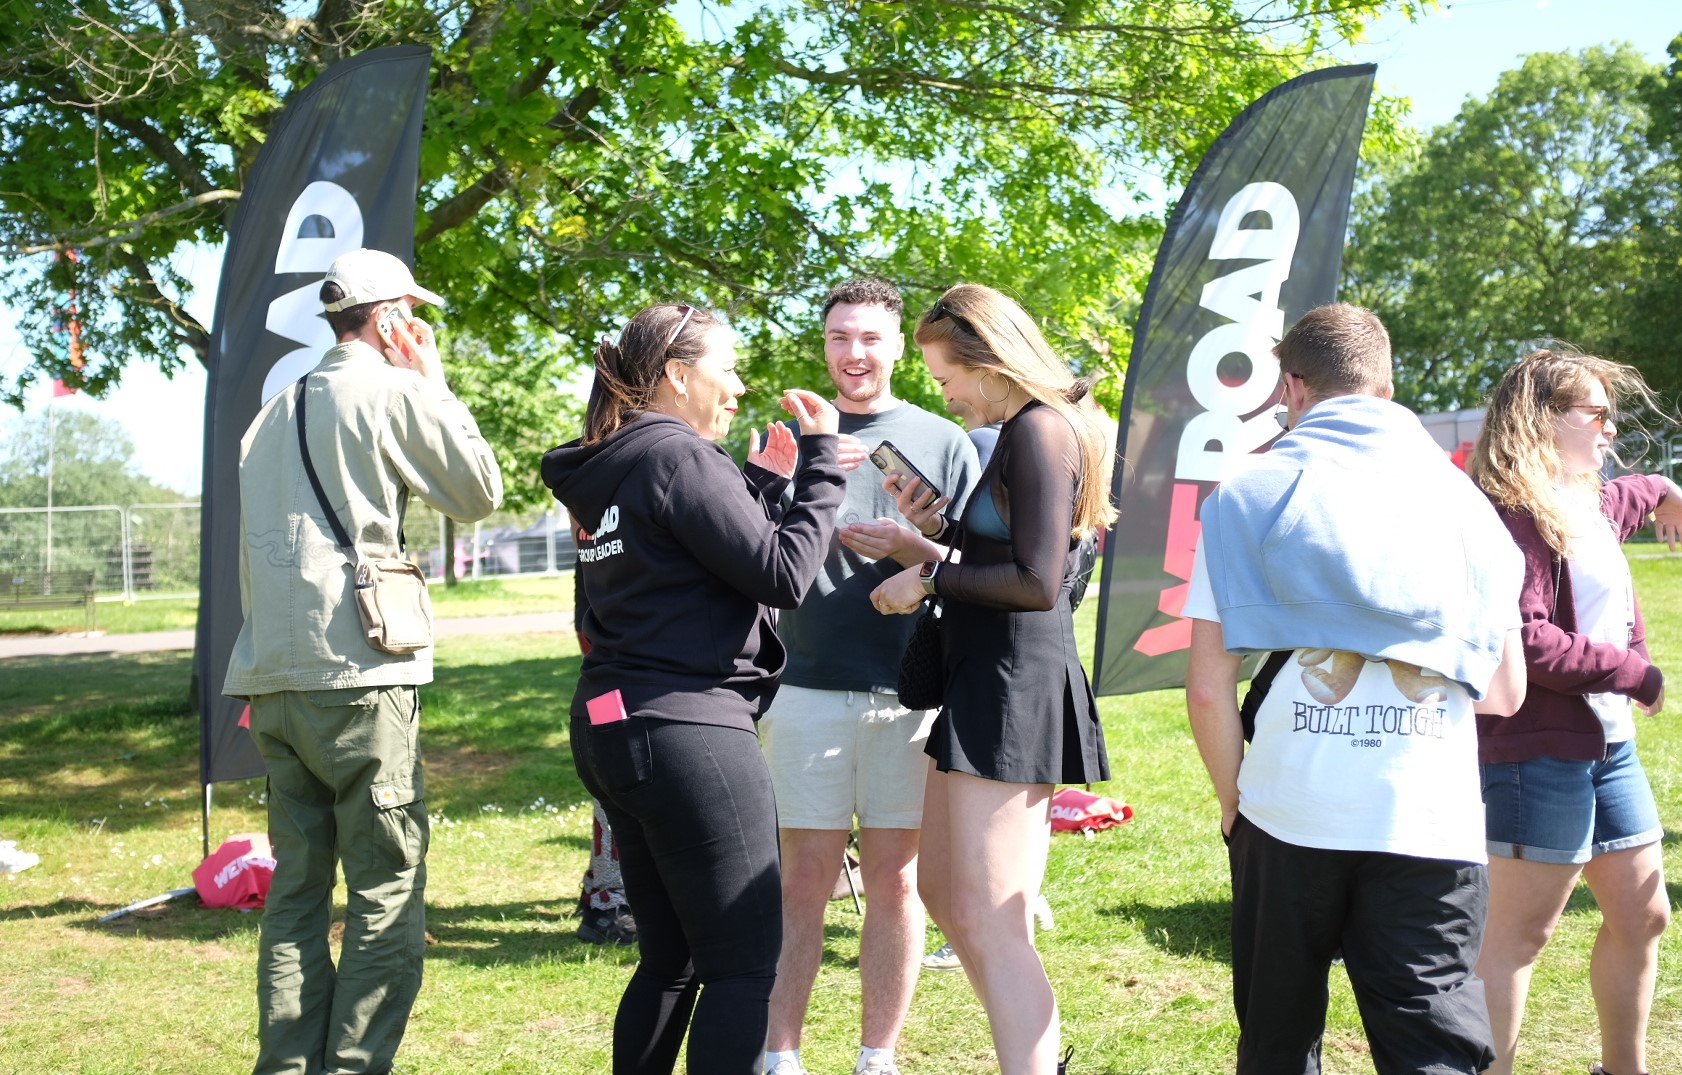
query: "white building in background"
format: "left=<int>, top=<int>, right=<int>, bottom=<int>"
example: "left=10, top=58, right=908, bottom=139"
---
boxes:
left=1418, top=408, right=1486, bottom=471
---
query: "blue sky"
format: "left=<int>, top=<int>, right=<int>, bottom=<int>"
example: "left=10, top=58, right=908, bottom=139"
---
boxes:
left=1, top=0, right=1677, bottom=494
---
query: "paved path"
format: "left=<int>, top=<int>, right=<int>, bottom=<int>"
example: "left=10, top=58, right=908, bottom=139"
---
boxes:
left=0, top=610, right=573, bottom=660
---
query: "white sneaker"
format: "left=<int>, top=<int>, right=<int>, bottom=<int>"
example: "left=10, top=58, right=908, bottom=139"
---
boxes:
left=854, top=1058, right=901, bottom=1075
left=0, top=841, right=39, bottom=875
left=921, top=941, right=961, bottom=970
left=765, top=1061, right=808, bottom=1075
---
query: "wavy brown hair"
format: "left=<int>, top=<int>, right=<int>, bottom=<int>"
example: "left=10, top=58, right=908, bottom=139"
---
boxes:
left=583, top=304, right=721, bottom=444
left=1468, top=348, right=1658, bottom=558
left=913, top=284, right=1118, bottom=537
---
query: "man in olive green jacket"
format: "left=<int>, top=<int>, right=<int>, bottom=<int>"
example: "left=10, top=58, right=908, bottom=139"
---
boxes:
left=224, top=248, right=502, bottom=1075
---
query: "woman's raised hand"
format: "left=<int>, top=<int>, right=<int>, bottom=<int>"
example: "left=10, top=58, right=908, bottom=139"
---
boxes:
left=781, top=389, right=839, bottom=437
left=746, top=423, right=799, bottom=478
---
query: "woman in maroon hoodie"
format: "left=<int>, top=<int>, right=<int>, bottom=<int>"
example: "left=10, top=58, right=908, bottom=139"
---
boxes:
left=1468, top=349, right=1682, bottom=1075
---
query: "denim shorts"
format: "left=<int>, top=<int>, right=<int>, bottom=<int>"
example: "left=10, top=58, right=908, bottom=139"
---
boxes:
left=1481, top=739, right=1663, bottom=864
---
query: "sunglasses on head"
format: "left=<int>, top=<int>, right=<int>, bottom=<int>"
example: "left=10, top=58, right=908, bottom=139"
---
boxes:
left=927, top=299, right=980, bottom=338
left=664, top=305, right=696, bottom=351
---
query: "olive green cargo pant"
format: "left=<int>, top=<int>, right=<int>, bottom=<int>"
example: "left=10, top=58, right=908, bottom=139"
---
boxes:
left=247, top=685, right=428, bottom=1075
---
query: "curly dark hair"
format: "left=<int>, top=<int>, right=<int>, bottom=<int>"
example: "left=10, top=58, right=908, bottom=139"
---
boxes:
left=819, top=278, right=903, bottom=327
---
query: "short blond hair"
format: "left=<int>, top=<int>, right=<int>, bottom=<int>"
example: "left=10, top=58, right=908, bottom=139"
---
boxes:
left=1275, top=303, right=1392, bottom=399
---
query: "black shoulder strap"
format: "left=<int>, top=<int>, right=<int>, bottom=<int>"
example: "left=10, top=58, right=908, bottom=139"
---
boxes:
left=1238, top=649, right=1291, bottom=744
left=295, top=376, right=357, bottom=555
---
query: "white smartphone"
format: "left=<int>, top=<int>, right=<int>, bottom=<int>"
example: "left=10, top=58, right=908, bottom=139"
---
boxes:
left=376, top=300, right=413, bottom=348
left=869, top=439, right=942, bottom=503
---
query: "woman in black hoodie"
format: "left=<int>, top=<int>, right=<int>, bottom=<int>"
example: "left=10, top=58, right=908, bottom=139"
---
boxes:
left=541, top=303, right=845, bottom=1074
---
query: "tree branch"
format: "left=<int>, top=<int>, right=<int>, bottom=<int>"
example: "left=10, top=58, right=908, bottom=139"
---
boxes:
left=113, top=247, right=211, bottom=367
left=419, top=84, right=606, bottom=243
left=419, top=0, right=634, bottom=243
left=100, top=108, right=221, bottom=199
left=761, top=55, right=1140, bottom=108
left=6, top=190, right=241, bottom=256
left=919, top=0, right=1386, bottom=38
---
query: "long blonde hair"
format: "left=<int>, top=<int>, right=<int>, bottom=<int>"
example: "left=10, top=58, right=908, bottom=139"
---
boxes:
left=914, top=284, right=1118, bottom=537
left=1468, top=348, right=1657, bottom=557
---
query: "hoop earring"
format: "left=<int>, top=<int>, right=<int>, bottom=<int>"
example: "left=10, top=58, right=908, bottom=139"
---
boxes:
left=675, top=389, right=690, bottom=408
left=980, top=371, right=1010, bottom=403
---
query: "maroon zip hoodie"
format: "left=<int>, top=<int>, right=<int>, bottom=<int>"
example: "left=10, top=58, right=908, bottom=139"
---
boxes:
left=1477, top=474, right=1667, bottom=763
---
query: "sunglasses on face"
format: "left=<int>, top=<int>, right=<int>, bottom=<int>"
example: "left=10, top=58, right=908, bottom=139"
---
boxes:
left=1565, top=404, right=1613, bottom=431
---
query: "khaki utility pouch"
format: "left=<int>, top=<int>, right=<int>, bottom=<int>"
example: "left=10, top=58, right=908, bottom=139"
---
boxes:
left=296, top=376, right=435, bottom=656
left=352, top=556, right=434, bottom=655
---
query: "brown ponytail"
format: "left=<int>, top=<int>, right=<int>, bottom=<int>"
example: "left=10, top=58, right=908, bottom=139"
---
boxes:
left=583, top=303, right=720, bottom=444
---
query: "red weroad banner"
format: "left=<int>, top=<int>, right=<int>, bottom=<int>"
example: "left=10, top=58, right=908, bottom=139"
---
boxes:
left=1093, top=66, right=1376, bottom=696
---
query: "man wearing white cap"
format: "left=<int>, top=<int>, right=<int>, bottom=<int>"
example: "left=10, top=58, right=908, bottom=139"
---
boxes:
left=224, top=248, right=503, bottom=1075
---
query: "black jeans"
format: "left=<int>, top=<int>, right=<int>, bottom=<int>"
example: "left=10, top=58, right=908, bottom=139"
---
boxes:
left=1227, top=813, right=1495, bottom=1075
left=572, top=716, right=782, bottom=1075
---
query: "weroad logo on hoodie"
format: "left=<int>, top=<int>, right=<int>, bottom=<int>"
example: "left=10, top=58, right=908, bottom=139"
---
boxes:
left=577, top=505, right=625, bottom=563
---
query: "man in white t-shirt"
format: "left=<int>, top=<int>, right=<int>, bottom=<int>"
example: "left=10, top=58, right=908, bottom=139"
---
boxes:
left=1184, top=303, right=1528, bottom=1075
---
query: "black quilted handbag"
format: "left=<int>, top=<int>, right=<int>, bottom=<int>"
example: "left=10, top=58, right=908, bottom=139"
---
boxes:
left=897, top=599, right=945, bottom=711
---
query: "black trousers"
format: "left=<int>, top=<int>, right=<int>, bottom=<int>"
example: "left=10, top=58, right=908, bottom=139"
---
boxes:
left=572, top=716, right=782, bottom=1075
left=1227, top=813, right=1495, bottom=1075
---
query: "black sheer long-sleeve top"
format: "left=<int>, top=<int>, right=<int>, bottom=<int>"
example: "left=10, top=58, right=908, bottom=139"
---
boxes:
left=934, top=400, right=1083, bottom=612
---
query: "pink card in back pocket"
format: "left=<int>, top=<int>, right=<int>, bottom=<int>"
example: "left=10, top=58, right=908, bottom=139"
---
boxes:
left=586, top=689, right=629, bottom=726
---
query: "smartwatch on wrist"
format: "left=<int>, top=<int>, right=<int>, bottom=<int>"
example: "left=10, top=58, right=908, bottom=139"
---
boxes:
left=918, top=559, right=940, bottom=596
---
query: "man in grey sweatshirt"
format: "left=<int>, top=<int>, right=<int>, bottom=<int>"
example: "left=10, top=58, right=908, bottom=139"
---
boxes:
left=760, top=279, right=980, bottom=1075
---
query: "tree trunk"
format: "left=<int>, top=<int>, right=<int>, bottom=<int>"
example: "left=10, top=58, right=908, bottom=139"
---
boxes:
left=444, top=516, right=458, bottom=588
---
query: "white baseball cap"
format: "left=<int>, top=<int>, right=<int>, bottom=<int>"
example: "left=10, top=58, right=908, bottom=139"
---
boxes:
left=322, top=248, right=444, bottom=312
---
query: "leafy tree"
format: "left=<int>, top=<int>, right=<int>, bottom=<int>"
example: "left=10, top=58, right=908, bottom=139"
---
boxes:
left=440, top=333, right=581, bottom=513
left=0, top=409, right=191, bottom=585
left=1626, top=33, right=1682, bottom=403
left=2, top=0, right=1418, bottom=444
left=0, top=409, right=185, bottom=509
left=1343, top=45, right=1677, bottom=411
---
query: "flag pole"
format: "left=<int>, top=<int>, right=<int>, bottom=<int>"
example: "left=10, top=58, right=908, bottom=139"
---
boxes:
left=44, top=387, right=54, bottom=578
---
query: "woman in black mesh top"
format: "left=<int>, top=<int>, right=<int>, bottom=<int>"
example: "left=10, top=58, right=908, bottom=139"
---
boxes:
left=871, top=284, right=1116, bottom=1074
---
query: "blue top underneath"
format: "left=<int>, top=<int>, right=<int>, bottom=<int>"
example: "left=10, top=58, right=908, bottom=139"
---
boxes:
left=965, top=487, right=1011, bottom=542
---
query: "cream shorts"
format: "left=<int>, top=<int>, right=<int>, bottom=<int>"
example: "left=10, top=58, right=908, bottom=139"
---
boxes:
left=759, top=684, right=936, bottom=829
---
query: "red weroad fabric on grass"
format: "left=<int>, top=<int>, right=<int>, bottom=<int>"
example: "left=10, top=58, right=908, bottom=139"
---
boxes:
left=193, top=833, right=276, bottom=909
left=1050, top=787, right=1133, bottom=833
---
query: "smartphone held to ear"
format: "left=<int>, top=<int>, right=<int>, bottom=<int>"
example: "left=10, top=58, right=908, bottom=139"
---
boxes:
left=376, top=300, right=413, bottom=350
left=870, top=440, right=941, bottom=502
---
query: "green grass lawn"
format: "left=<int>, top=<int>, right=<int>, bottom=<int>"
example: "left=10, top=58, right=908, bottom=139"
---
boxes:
left=0, top=575, right=575, bottom=637
left=0, top=566, right=1679, bottom=1072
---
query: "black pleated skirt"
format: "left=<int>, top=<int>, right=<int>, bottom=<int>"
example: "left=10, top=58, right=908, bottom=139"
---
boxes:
left=924, top=588, right=1110, bottom=785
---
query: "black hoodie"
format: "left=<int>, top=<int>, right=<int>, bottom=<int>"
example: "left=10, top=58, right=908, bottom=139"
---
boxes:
left=542, top=413, right=845, bottom=730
